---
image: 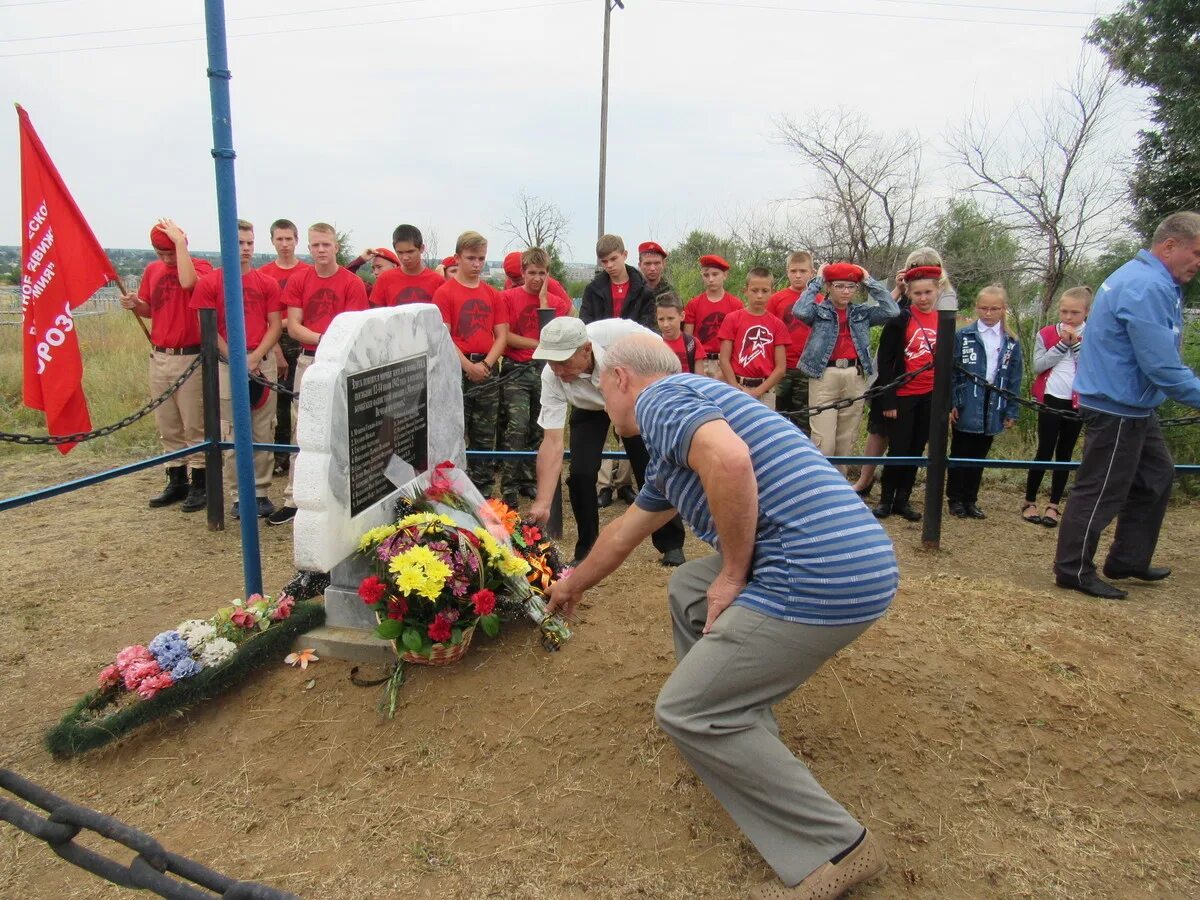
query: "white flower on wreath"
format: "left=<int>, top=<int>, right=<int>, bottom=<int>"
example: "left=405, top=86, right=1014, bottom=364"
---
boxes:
left=198, top=637, right=237, bottom=667
left=177, top=619, right=217, bottom=650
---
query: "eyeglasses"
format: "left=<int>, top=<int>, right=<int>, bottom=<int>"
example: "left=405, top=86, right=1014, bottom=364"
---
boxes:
left=830, top=282, right=859, bottom=290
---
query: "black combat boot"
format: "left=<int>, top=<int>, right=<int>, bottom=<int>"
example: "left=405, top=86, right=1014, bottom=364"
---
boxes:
left=148, top=466, right=188, bottom=508
left=180, top=468, right=207, bottom=513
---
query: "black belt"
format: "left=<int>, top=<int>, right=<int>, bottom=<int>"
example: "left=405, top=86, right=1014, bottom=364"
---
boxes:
left=466, top=353, right=488, bottom=363
left=705, top=353, right=720, bottom=361
left=827, top=358, right=860, bottom=369
left=300, top=349, right=316, bottom=357
left=152, top=344, right=201, bottom=355
left=736, top=376, right=765, bottom=387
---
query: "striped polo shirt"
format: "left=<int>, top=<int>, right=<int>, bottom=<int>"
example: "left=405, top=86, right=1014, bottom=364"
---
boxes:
left=634, top=374, right=897, bottom=626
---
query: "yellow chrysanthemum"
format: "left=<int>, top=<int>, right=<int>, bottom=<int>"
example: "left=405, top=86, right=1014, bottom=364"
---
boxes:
left=397, top=512, right=458, bottom=533
left=500, top=553, right=530, bottom=577
left=388, top=545, right=453, bottom=601
left=357, top=523, right=401, bottom=551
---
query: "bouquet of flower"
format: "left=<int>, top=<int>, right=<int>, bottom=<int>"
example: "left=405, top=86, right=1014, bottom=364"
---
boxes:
left=47, top=593, right=323, bottom=758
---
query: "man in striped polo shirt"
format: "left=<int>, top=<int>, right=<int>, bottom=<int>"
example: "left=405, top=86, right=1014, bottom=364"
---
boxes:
left=546, top=332, right=896, bottom=899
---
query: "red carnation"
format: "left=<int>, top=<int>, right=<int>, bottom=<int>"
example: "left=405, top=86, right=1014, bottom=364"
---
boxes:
left=471, top=589, right=496, bottom=616
left=386, top=597, right=409, bottom=621
left=358, top=575, right=386, bottom=605
left=428, top=614, right=453, bottom=643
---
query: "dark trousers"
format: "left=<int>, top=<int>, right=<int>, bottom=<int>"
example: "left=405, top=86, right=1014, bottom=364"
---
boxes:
left=1054, top=410, right=1174, bottom=582
left=463, top=371, right=500, bottom=493
left=568, top=406, right=685, bottom=561
left=775, top=368, right=810, bottom=435
left=273, top=334, right=302, bottom=461
left=1025, top=396, right=1083, bottom=504
left=880, top=393, right=932, bottom=500
left=946, top=429, right=994, bottom=505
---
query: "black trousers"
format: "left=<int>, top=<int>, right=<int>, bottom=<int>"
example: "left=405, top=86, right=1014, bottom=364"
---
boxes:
left=1025, top=396, right=1083, bottom=504
left=946, top=429, right=994, bottom=505
left=568, top=406, right=686, bottom=561
left=273, top=334, right=302, bottom=453
left=879, top=393, right=932, bottom=500
left=1054, top=409, right=1174, bottom=582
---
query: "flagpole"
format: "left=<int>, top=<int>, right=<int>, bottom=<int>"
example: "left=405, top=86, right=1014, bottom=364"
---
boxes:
left=202, top=0, right=263, bottom=596
left=112, top=273, right=152, bottom=342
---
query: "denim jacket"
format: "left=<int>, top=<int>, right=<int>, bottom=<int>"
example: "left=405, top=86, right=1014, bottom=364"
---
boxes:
left=951, top=322, right=1023, bottom=435
left=792, top=276, right=900, bottom=378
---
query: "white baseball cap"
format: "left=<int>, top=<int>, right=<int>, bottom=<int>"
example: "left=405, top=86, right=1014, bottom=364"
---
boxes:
left=532, top=317, right=589, bottom=362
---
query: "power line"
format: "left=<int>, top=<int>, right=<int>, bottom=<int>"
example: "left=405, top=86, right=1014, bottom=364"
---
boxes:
left=0, top=0, right=589, bottom=58
left=657, top=0, right=1095, bottom=29
left=852, top=0, right=1095, bottom=14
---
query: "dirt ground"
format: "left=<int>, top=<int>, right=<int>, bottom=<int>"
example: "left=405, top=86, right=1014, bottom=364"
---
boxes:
left=0, top=451, right=1197, bottom=899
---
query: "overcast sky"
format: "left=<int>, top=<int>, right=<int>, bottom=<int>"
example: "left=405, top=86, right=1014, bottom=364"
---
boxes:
left=2, top=0, right=1139, bottom=262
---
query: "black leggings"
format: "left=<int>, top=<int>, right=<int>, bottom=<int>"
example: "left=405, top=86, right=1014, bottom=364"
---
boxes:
left=880, top=392, right=932, bottom=499
left=1024, top=395, right=1083, bottom=504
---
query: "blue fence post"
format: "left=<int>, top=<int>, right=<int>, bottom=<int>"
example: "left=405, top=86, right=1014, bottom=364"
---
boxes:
left=202, top=0, right=262, bottom=597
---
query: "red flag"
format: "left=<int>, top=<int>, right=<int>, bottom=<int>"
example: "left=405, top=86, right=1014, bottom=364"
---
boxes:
left=17, top=104, right=116, bottom=454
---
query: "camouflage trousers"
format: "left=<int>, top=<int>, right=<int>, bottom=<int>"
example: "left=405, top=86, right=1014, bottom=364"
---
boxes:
left=499, top=361, right=541, bottom=498
left=776, top=368, right=811, bottom=435
left=463, top=369, right=500, bottom=494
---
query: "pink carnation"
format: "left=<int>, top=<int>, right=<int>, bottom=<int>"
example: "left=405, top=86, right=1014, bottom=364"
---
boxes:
left=231, top=607, right=258, bottom=629
left=115, top=645, right=153, bottom=671
left=98, top=664, right=122, bottom=691
left=123, top=659, right=162, bottom=691
left=135, top=670, right=175, bottom=700
left=269, top=596, right=295, bottom=622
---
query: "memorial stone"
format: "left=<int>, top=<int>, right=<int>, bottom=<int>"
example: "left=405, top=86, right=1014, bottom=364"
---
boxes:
left=292, top=304, right=464, bottom=662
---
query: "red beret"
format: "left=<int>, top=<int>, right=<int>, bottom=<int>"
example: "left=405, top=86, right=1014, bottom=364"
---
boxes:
left=698, top=254, right=730, bottom=271
left=904, top=265, right=942, bottom=283
left=150, top=226, right=175, bottom=252
left=638, top=241, right=667, bottom=258
left=824, top=262, right=864, bottom=283
left=373, top=247, right=400, bottom=266
left=503, top=251, right=523, bottom=279
left=441, top=256, right=458, bottom=269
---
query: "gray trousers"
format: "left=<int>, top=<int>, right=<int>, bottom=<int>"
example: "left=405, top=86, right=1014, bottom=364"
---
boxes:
left=1054, top=409, right=1174, bottom=582
left=655, top=553, right=873, bottom=887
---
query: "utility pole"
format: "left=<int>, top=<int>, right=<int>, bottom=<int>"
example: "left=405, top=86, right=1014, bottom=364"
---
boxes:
left=597, top=0, right=624, bottom=240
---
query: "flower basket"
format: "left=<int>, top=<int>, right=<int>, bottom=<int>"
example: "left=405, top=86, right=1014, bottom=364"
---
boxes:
left=401, top=623, right=475, bottom=666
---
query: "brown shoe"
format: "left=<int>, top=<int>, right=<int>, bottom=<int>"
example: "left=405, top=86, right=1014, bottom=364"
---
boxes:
left=749, top=830, right=886, bottom=899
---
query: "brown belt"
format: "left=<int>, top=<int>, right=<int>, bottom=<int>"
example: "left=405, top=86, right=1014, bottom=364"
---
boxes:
left=152, top=344, right=201, bottom=355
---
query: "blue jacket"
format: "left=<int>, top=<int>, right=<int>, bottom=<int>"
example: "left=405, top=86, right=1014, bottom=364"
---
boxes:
left=1075, top=250, right=1200, bottom=417
left=952, top=322, right=1023, bottom=435
left=792, top=276, right=899, bottom=378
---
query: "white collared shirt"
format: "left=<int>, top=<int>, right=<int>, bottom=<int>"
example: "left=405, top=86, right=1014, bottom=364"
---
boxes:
left=537, top=318, right=659, bottom=429
left=978, top=320, right=1004, bottom=383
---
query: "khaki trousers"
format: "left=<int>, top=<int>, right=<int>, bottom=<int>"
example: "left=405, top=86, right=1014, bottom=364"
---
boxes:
left=150, top=350, right=205, bottom=471
left=698, top=357, right=723, bottom=379
left=219, top=353, right=277, bottom=497
left=596, top=426, right=635, bottom=491
left=808, top=366, right=866, bottom=470
left=656, top=553, right=873, bottom=886
left=282, top=353, right=313, bottom=508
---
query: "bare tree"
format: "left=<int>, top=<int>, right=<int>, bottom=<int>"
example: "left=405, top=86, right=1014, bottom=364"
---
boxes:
left=497, top=191, right=571, bottom=254
left=776, top=108, right=926, bottom=275
left=422, top=227, right=439, bottom=268
left=949, top=59, right=1129, bottom=317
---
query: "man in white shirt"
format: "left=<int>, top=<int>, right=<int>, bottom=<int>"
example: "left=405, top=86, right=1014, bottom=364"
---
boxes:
left=527, top=317, right=686, bottom=565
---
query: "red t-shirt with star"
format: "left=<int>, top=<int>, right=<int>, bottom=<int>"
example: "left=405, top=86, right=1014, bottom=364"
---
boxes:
left=433, top=279, right=509, bottom=356
left=189, top=268, right=282, bottom=350
left=685, top=292, right=744, bottom=356
left=610, top=279, right=630, bottom=317
left=282, top=266, right=369, bottom=351
left=897, top=306, right=938, bottom=396
left=503, top=275, right=571, bottom=303
left=830, top=306, right=858, bottom=361
left=138, top=258, right=214, bottom=348
left=767, top=287, right=815, bottom=369
left=663, top=335, right=693, bottom=373
left=257, top=260, right=312, bottom=292
left=717, top=308, right=791, bottom=380
left=501, top=286, right=571, bottom=363
left=370, top=267, right=445, bottom=309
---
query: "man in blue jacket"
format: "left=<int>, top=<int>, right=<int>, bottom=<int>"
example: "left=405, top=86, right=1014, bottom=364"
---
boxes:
left=1054, top=211, right=1200, bottom=599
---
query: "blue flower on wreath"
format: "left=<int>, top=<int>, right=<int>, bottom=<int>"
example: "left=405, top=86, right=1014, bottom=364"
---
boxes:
left=171, top=657, right=203, bottom=680
left=149, top=630, right=190, bottom=670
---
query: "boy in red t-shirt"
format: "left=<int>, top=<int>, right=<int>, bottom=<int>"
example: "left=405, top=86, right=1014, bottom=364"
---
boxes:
left=498, top=247, right=571, bottom=505
left=656, top=293, right=698, bottom=373
left=369, top=224, right=445, bottom=308
left=433, top=230, right=509, bottom=494
left=268, top=222, right=370, bottom=525
left=259, top=218, right=311, bottom=476
left=189, top=220, right=283, bottom=519
left=717, top=267, right=790, bottom=408
left=120, top=218, right=214, bottom=512
left=768, top=250, right=816, bottom=432
left=684, top=253, right=744, bottom=378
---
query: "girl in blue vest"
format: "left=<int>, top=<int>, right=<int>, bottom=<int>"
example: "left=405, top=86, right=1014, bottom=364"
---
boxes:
left=948, top=285, right=1023, bottom=518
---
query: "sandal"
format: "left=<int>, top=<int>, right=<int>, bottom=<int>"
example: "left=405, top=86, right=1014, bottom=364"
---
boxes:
left=1041, top=504, right=1060, bottom=528
left=1021, top=502, right=1043, bottom=525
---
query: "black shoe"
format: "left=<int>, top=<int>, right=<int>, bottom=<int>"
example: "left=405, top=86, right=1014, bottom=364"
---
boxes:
left=148, top=467, right=189, bottom=508
left=894, top=501, right=922, bottom=522
left=853, top=478, right=875, bottom=497
left=273, top=456, right=290, bottom=477
left=1102, top=564, right=1171, bottom=582
left=965, top=503, right=987, bottom=520
left=948, top=500, right=968, bottom=518
left=1056, top=574, right=1128, bottom=600
left=280, top=569, right=329, bottom=601
left=661, top=548, right=685, bottom=567
left=231, top=501, right=240, bottom=521
left=872, top=500, right=893, bottom=519
left=519, top=485, right=537, bottom=498
left=256, top=497, right=276, bottom=518
left=180, top=469, right=207, bottom=513
left=597, top=488, right=613, bottom=509
left=617, top=486, right=638, bottom=505
left=267, top=505, right=297, bottom=526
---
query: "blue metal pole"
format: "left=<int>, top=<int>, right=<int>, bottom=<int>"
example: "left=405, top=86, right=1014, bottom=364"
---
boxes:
left=203, top=0, right=262, bottom=597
